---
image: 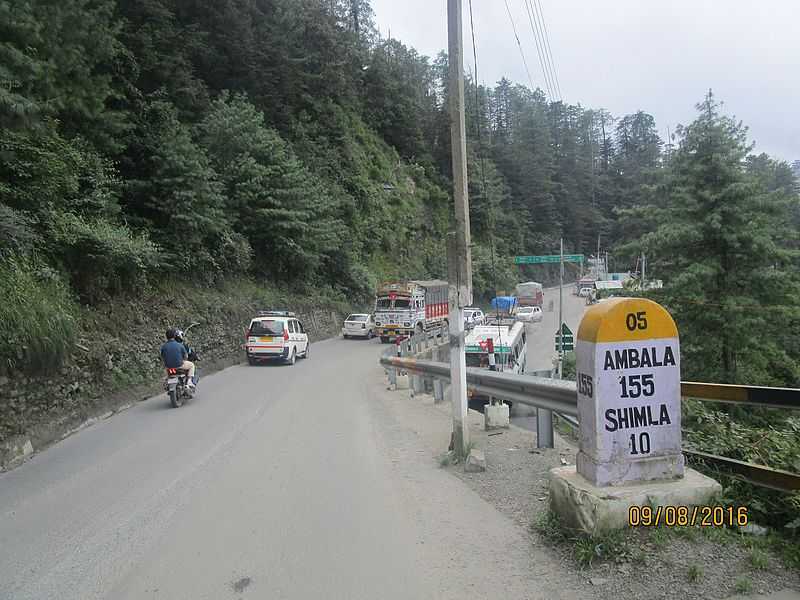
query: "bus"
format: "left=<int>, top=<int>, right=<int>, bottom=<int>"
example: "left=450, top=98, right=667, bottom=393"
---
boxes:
left=464, top=317, right=527, bottom=404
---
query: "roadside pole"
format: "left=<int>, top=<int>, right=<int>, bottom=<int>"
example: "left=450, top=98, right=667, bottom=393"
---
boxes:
left=537, top=239, right=560, bottom=449
left=447, top=0, right=473, bottom=457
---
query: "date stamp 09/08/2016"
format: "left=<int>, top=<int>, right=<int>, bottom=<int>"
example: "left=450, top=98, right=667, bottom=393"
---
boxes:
left=628, top=505, right=749, bottom=528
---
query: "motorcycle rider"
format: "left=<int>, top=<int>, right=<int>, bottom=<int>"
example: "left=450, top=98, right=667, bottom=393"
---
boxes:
left=174, top=329, right=199, bottom=386
left=160, top=328, right=195, bottom=389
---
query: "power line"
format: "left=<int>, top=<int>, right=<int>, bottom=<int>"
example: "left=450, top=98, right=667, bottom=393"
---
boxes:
left=533, top=0, right=563, bottom=100
left=527, top=0, right=560, bottom=101
left=521, top=0, right=556, bottom=101
left=468, top=0, right=504, bottom=363
left=502, top=0, right=537, bottom=93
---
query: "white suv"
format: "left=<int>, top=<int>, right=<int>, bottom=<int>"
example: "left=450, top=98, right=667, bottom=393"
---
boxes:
left=245, top=311, right=309, bottom=366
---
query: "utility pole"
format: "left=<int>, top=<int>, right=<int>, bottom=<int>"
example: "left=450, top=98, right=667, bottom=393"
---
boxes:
left=596, top=234, right=601, bottom=279
left=447, top=0, right=472, bottom=457
left=641, top=252, right=646, bottom=289
left=537, top=238, right=560, bottom=449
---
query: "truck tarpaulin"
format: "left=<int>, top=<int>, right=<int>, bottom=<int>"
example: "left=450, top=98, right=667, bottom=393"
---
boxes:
left=490, top=296, right=518, bottom=313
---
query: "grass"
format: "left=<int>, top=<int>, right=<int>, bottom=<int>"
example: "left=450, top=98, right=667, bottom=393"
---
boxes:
left=532, top=509, right=568, bottom=543
left=748, top=547, right=770, bottom=570
left=0, top=258, right=77, bottom=376
left=454, top=440, right=476, bottom=463
left=573, top=530, right=631, bottom=568
left=687, top=564, right=703, bottom=583
left=650, top=526, right=670, bottom=549
left=734, top=576, right=753, bottom=594
left=439, top=452, right=453, bottom=467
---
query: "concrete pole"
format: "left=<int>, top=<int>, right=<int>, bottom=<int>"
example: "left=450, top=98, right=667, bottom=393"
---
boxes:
left=447, top=0, right=472, bottom=457
left=537, top=239, right=559, bottom=449
left=642, top=252, right=646, bottom=289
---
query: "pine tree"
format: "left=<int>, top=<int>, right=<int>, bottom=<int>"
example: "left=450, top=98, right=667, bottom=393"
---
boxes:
left=629, top=91, right=799, bottom=385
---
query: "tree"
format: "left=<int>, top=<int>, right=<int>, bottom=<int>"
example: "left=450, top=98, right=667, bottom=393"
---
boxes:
left=198, top=92, right=343, bottom=281
left=123, top=96, right=249, bottom=278
left=628, top=91, right=799, bottom=385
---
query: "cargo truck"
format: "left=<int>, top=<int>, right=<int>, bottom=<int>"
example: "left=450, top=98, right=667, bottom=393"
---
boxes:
left=514, top=281, right=544, bottom=307
left=374, top=280, right=449, bottom=343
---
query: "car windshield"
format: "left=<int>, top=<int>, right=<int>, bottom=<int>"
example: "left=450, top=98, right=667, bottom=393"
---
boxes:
left=393, top=299, right=410, bottom=309
left=375, top=298, right=391, bottom=309
left=519, top=307, right=533, bottom=313
left=347, top=314, right=368, bottom=322
left=250, top=320, right=284, bottom=336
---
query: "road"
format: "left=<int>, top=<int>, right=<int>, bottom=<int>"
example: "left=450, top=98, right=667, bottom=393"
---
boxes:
left=0, top=332, right=578, bottom=600
left=510, top=285, right=588, bottom=427
left=524, top=285, right=589, bottom=374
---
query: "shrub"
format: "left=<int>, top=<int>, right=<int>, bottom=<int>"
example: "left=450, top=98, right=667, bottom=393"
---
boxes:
left=0, top=257, right=77, bottom=375
left=51, top=212, right=161, bottom=301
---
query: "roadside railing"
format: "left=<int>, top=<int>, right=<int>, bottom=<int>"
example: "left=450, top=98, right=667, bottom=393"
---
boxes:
left=380, top=348, right=800, bottom=492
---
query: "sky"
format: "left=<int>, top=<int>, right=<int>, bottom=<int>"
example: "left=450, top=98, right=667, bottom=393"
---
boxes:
left=370, top=0, right=800, bottom=162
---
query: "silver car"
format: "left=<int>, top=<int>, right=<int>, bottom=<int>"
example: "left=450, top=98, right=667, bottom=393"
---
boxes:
left=342, top=314, right=376, bottom=339
left=515, top=306, right=543, bottom=323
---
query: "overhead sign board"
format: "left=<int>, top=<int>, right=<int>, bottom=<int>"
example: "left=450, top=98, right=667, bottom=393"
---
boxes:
left=514, top=254, right=584, bottom=265
left=575, top=298, right=684, bottom=487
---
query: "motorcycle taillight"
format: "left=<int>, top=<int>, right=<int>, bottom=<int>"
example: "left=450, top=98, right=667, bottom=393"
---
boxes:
left=168, top=368, right=178, bottom=375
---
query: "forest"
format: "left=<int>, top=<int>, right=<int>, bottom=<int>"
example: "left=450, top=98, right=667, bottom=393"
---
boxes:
left=1, top=4, right=798, bottom=382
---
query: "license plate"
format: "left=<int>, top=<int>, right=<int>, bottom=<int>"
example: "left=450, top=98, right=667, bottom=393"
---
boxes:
left=167, top=377, right=178, bottom=384
left=259, top=336, right=274, bottom=342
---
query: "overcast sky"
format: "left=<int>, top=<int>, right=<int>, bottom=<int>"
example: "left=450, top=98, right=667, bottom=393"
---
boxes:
left=370, top=0, right=800, bottom=162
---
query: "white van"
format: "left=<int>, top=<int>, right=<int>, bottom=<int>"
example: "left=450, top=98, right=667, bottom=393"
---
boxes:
left=245, top=311, right=309, bottom=366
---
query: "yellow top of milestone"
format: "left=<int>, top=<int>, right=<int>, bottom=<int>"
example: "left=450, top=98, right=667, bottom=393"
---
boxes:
left=577, top=297, right=678, bottom=343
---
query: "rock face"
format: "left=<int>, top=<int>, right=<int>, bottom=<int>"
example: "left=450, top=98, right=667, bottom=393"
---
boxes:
left=0, top=283, right=348, bottom=468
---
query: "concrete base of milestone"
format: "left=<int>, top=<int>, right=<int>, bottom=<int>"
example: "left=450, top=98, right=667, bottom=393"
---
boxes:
left=548, top=465, right=722, bottom=535
left=484, top=403, right=510, bottom=429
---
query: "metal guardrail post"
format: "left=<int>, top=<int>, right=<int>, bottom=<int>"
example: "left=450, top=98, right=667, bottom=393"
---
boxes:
left=537, top=408, right=554, bottom=449
left=386, top=347, right=397, bottom=389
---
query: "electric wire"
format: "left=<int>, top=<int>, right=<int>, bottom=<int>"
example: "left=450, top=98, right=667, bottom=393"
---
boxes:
left=468, top=0, right=505, bottom=370
left=502, top=0, right=537, bottom=93
left=522, top=0, right=556, bottom=100
left=533, top=0, right=563, bottom=100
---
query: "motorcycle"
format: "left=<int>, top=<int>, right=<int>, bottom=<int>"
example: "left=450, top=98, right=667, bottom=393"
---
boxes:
left=164, top=322, right=200, bottom=408
left=164, top=366, right=192, bottom=408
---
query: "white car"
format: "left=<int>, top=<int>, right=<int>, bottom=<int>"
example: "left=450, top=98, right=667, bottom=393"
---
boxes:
left=464, top=308, right=485, bottom=329
left=578, top=287, right=593, bottom=298
left=515, top=306, right=543, bottom=323
left=342, top=313, right=376, bottom=339
left=245, top=311, right=309, bottom=366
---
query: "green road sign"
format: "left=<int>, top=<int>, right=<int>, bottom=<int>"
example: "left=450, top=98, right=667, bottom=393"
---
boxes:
left=555, top=323, right=574, bottom=351
left=514, top=254, right=584, bottom=265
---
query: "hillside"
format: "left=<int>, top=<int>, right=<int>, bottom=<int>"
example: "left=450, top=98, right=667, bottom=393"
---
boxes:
left=1, top=2, right=799, bottom=438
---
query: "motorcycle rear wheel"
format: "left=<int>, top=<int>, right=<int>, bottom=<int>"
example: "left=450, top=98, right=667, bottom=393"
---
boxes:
left=169, top=388, right=182, bottom=408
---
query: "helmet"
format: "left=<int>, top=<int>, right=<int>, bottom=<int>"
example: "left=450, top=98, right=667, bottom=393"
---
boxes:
left=166, top=328, right=177, bottom=340
left=175, top=329, right=184, bottom=343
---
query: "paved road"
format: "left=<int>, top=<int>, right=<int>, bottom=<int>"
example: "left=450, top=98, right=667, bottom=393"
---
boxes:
left=510, top=286, right=588, bottom=428
left=0, top=334, right=576, bottom=600
left=524, top=285, right=589, bottom=374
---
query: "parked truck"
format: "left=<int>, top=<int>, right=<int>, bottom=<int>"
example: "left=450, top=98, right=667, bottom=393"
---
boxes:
left=374, top=280, right=449, bottom=343
left=514, top=281, right=544, bottom=307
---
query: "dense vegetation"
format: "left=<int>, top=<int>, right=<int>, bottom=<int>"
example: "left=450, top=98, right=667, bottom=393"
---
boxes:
left=2, top=0, right=799, bottom=525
